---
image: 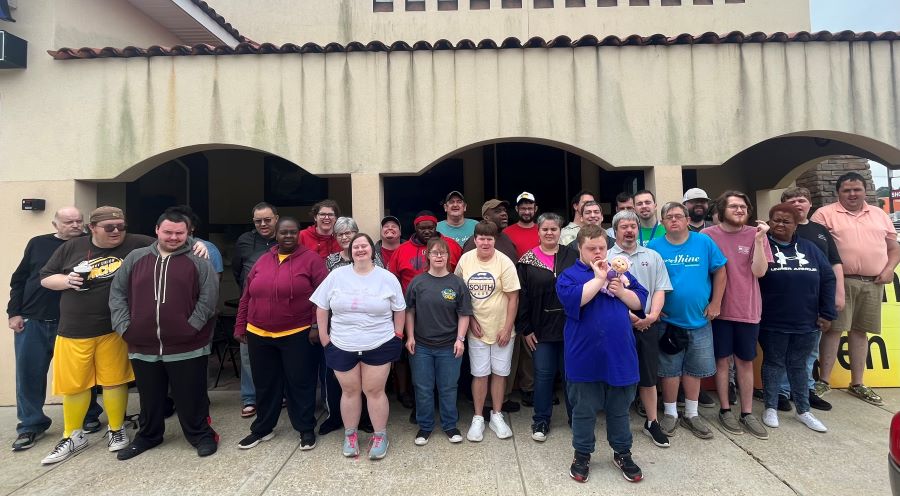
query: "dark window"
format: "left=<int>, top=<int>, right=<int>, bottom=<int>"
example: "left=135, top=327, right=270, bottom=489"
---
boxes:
left=502, top=0, right=523, bottom=7
left=470, top=0, right=490, bottom=9
left=374, top=0, right=394, bottom=12
left=597, top=0, right=617, bottom=6
left=438, top=0, right=459, bottom=10
left=534, top=0, right=554, bottom=7
left=566, top=0, right=586, bottom=6
left=406, top=0, right=426, bottom=10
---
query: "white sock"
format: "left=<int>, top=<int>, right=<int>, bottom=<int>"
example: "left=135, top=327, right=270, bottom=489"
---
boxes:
left=664, top=402, right=678, bottom=418
left=684, top=399, right=699, bottom=418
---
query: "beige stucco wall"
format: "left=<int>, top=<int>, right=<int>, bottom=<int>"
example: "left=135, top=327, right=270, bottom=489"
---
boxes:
left=209, top=0, right=811, bottom=46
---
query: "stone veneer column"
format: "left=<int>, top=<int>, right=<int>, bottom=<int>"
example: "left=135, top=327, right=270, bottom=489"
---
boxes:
left=350, top=172, right=384, bottom=237
left=795, top=156, right=877, bottom=210
left=644, top=165, right=684, bottom=206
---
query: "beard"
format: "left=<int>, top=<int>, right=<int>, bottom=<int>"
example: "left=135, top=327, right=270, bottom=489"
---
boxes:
left=689, top=207, right=707, bottom=223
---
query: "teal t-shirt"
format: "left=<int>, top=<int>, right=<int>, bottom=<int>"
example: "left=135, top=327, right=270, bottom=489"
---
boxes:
left=437, top=219, right=478, bottom=247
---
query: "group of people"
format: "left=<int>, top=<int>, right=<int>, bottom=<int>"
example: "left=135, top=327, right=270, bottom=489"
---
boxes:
left=8, top=172, right=899, bottom=485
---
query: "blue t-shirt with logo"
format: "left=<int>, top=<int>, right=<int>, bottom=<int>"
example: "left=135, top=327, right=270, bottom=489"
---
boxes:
left=437, top=219, right=478, bottom=247
left=648, top=232, right=726, bottom=330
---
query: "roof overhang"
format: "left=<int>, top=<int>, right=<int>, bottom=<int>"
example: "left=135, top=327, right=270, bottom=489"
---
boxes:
left=126, top=0, right=241, bottom=47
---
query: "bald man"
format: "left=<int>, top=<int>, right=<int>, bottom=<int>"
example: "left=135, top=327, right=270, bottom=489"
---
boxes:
left=8, top=207, right=102, bottom=451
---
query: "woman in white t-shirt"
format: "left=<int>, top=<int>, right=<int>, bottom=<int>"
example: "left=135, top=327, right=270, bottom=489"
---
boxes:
left=311, top=233, right=405, bottom=460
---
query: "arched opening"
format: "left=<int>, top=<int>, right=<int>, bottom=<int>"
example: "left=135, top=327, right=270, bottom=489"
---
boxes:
left=383, top=140, right=642, bottom=229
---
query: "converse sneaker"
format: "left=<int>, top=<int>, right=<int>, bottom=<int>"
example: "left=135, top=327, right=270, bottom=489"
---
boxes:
left=106, top=426, right=129, bottom=452
left=444, top=428, right=463, bottom=443
left=762, top=408, right=779, bottom=428
left=531, top=422, right=548, bottom=442
left=489, top=411, right=512, bottom=439
left=342, top=429, right=359, bottom=457
left=467, top=415, right=485, bottom=442
left=368, top=431, right=389, bottom=460
left=612, top=451, right=643, bottom=482
left=796, top=411, right=827, bottom=433
left=569, top=451, right=591, bottom=483
left=643, top=420, right=670, bottom=448
left=41, top=430, right=88, bottom=464
left=237, top=431, right=275, bottom=450
left=414, top=430, right=431, bottom=446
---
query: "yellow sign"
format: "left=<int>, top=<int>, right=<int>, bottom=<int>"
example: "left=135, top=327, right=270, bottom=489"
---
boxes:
left=827, top=266, right=900, bottom=388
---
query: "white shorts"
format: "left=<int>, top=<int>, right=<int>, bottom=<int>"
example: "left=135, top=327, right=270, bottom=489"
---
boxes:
left=468, top=336, right=514, bottom=377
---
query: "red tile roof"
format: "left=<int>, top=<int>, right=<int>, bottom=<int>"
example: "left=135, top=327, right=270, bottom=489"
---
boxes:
left=47, top=30, right=900, bottom=60
left=190, top=0, right=248, bottom=43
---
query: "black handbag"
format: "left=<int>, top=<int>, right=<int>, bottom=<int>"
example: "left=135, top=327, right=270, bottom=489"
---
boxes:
left=659, top=323, right=690, bottom=355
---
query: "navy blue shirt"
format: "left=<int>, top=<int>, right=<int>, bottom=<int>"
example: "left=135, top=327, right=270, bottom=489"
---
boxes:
left=8, top=234, right=68, bottom=320
left=557, top=260, right=647, bottom=386
left=759, top=235, right=837, bottom=333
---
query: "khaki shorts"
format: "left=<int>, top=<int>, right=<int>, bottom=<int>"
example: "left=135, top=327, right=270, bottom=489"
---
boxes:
left=53, top=333, right=135, bottom=395
left=831, top=277, right=882, bottom=335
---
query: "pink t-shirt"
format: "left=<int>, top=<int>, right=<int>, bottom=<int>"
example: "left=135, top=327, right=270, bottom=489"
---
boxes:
left=701, top=225, right=773, bottom=323
left=811, top=202, right=896, bottom=277
left=531, top=246, right=555, bottom=270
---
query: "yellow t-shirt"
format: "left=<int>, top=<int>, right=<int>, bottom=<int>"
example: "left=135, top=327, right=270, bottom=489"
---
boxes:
left=278, top=253, right=289, bottom=263
left=454, top=250, right=520, bottom=344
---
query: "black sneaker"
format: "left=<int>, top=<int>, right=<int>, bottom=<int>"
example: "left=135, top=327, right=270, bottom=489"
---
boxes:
left=299, top=431, right=317, bottom=450
left=613, top=451, right=643, bottom=482
left=642, top=420, right=670, bottom=448
left=521, top=391, right=534, bottom=407
left=777, top=394, right=792, bottom=412
left=531, top=422, right=549, bottom=442
left=116, top=439, right=158, bottom=461
left=196, top=438, right=218, bottom=457
left=728, top=383, right=738, bottom=405
left=569, top=451, right=591, bottom=483
left=237, top=432, right=274, bottom=450
left=414, top=430, right=431, bottom=446
left=82, top=419, right=102, bottom=434
left=444, top=428, right=463, bottom=443
left=808, top=391, right=832, bottom=411
left=698, top=390, right=715, bottom=408
left=12, top=431, right=45, bottom=451
left=502, top=400, right=521, bottom=413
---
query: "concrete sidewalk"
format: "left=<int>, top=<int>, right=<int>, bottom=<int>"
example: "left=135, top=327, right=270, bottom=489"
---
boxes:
left=0, top=388, right=895, bottom=496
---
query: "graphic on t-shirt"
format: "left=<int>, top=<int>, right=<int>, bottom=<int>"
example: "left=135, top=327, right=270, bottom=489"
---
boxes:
left=87, top=256, right=124, bottom=280
left=737, top=245, right=751, bottom=255
left=773, top=245, right=809, bottom=270
left=441, top=288, right=458, bottom=301
left=467, top=272, right=496, bottom=300
left=660, top=254, right=701, bottom=267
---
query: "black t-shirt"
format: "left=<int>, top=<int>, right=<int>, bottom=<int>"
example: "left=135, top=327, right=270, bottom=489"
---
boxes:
left=40, top=234, right=153, bottom=338
left=405, top=272, right=473, bottom=348
left=796, top=221, right=842, bottom=266
left=8, top=234, right=68, bottom=320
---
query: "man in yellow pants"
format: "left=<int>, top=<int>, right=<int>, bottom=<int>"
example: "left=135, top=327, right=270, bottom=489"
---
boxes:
left=38, top=207, right=156, bottom=464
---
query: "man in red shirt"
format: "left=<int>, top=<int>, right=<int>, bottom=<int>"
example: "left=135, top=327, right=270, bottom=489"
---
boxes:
left=389, top=211, right=461, bottom=292
left=504, top=192, right=540, bottom=260
left=376, top=216, right=403, bottom=267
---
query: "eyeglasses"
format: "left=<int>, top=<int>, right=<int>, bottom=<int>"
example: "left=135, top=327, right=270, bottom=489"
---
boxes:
left=663, top=215, right=686, bottom=221
left=428, top=251, right=448, bottom=257
left=336, top=231, right=357, bottom=238
left=253, top=217, right=274, bottom=225
left=97, top=223, right=127, bottom=233
left=317, top=212, right=336, bottom=218
left=726, top=205, right=748, bottom=211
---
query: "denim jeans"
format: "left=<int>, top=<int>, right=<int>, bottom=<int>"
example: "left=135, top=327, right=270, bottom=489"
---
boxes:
left=239, top=342, right=256, bottom=406
left=532, top=340, right=571, bottom=426
left=409, top=344, right=462, bottom=432
left=778, top=331, right=821, bottom=396
left=567, top=381, right=636, bottom=455
left=15, top=319, right=102, bottom=434
left=760, top=330, right=818, bottom=414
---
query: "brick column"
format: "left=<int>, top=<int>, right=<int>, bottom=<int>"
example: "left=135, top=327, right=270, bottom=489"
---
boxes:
left=795, top=156, right=877, bottom=209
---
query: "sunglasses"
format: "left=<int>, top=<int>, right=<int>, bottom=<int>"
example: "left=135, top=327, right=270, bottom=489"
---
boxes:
left=97, top=223, right=127, bottom=233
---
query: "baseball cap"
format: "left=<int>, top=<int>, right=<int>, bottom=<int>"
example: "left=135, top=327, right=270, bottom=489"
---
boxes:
left=516, top=192, right=536, bottom=205
left=380, top=215, right=401, bottom=227
left=682, top=188, right=710, bottom=203
left=90, top=206, right=124, bottom=224
left=443, top=191, right=465, bottom=204
left=481, top=199, right=510, bottom=216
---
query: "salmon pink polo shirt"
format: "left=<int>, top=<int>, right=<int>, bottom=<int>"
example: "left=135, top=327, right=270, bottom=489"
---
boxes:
left=811, top=202, right=896, bottom=277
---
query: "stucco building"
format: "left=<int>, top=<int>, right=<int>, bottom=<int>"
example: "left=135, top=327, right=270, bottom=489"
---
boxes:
left=0, top=0, right=898, bottom=403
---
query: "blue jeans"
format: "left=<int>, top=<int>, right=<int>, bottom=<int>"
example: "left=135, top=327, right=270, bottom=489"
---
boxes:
left=15, top=319, right=102, bottom=434
left=409, top=344, right=461, bottom=432
left=567, top=381, right=636, bottom=455
left=778, top=331, right=820, bottom=396
left=760, top=330, right=818, bottom=415
left=532, top=340, right=571, bottom=426
left=240, top=342, right=256, bottom=406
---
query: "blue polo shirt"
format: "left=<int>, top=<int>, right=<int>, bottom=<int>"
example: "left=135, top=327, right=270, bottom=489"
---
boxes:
left=556, top=260, right=648, bottom=386
left=648, top=232, right=726, bottom=330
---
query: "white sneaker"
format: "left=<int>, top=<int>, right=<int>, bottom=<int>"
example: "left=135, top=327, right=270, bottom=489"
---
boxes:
left=106, top=426, right=130, bottom=452
left=489, top=411, right=513, bottom=439
left=41, top=430, right=88, bottom=465
left=762, top=408, right=779, bottom=428
left=467, top=415, right=485, bottom=442
left=796, top=412, right=827, bottom=433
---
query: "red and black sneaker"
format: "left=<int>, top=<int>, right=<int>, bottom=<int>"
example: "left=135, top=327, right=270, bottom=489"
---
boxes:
left=612, top=451, right=643, bottom=483
left=569, top=451, right=591, bottom=483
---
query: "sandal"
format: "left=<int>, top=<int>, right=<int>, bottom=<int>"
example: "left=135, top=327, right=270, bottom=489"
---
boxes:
left=241, top=404, right=257, bottom=418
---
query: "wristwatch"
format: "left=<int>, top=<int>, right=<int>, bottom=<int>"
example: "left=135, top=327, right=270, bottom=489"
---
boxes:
left=457, top=336, right=466, bottom=342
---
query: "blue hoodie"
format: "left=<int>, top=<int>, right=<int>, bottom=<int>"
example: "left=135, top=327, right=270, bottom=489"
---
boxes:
left=759, top=235, right=837, bottom=333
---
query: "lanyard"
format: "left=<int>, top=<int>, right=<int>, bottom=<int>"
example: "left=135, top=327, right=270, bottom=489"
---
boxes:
left=638, top=222, right=659, bottom=247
